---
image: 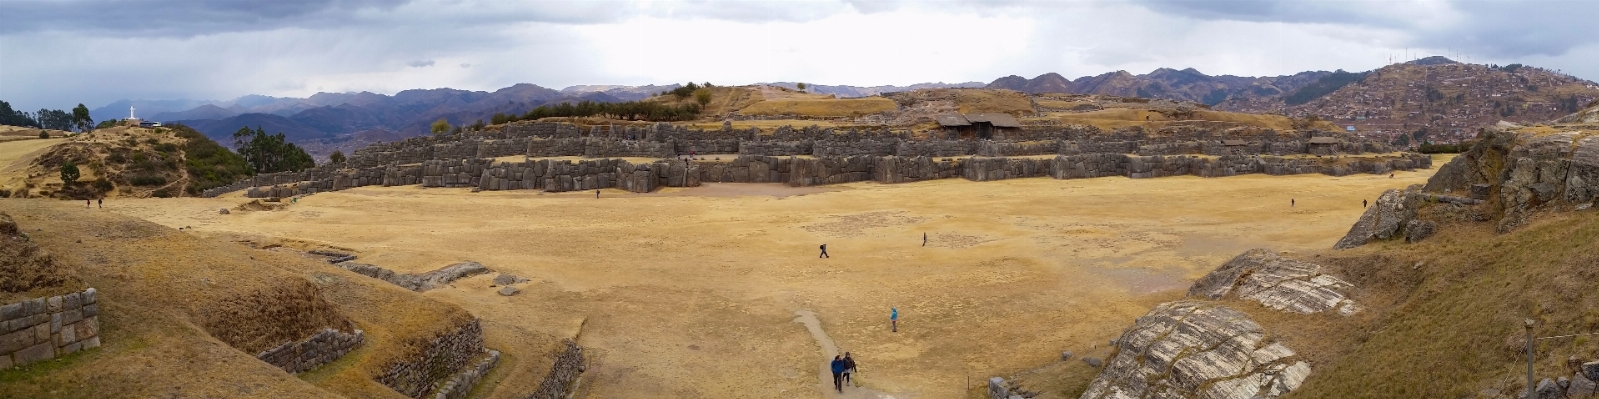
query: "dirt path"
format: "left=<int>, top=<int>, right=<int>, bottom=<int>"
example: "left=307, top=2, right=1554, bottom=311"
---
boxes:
left=795, top=310, right=900, bottom=399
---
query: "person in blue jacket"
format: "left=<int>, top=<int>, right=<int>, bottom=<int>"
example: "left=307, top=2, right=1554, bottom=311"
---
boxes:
left=830, top=355, right=847, bottom=392
left=890, top=307, right=899, bottom=332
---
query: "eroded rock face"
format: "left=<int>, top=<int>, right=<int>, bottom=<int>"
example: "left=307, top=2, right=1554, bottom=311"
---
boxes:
left=1079, top=301, right=1310, bottom=399
left=1335, top=185, right=1425, bottom=249
left=1188, top=249, right=1356, bottom=315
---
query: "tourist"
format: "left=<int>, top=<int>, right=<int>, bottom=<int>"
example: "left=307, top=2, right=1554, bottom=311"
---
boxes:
left=830, top=355, right=847, bottom=392
left=596, top=189, right=600, bottom=199
left=890, top=307, right=898, bottom=332
left=85, top=199, right=90, bottom=208
left=97, top=198, right=102, bottom=208
left=819, top=244, right=829, bottom=258
left=843, top=352, right=858, bottom=386
left=1363, top=199, right=1368, bottom=208
left=922, top=232, right=927, bottom=247
left=1291, top=198, right=1295, bottom=207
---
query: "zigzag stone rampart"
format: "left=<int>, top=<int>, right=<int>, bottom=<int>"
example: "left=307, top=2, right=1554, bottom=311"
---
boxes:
left=202, top=121, right=1423, bottom=198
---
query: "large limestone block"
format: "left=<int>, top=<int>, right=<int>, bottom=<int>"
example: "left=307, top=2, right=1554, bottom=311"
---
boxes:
left=1188, top=249, right=1355, bottom=315
left=1079, top=301, right=1309, bottom=399
left=1334, top=185, right=1424, bottom=249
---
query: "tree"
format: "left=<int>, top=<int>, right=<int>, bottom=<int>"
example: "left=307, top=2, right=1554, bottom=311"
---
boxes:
left=329, top=150, right=347, bottom=164
left=35, top=109, right=71, bottom=131
left=60, top=162, right=80, bottom=184
left=694, top=88, right=713, bottom=106
left=71, top=104, right=93, bottom=132
left=796, top=82, right=806, bottom=91
left=95, top=119, right=121, bottom=129
left=0, top=101, right=39, bottom=127
left=233, top=126, right=315, bottom=174
left=430, top=118, right=450, bottom=136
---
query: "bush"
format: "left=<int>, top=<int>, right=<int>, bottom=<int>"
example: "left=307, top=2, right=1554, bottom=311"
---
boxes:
left=694, top=89, right=713, bottom=106
left=92, top=178, right=114, bottom=192
left=38, top=130, right=48, bottom=139
left=129, top=174, right=167, bottom=186
left=60, top=162, right=80, bottom=184
left=168, top=124, right=252, bottom=194
left=328, top=150, right=347, bottom=164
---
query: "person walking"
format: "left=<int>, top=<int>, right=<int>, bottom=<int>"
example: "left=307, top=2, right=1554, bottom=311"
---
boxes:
left=1291, top=198, right=1295, bottom=207
left=97, top=198, right=102, bottom=208
left=842, top=352, right=858, bottom=386
left=595, top=189, right=600, bottom=199
left=922, top=232, right=927, bottom=247
left=819, top=244, right=829, bottom=258
left=1362, top=199, right=1368, bottom=208
left=830, top=355, right=846, bottom=392
left=890, top=307, right=898, bottom=333
left=85, top=199, right=91, bottom=208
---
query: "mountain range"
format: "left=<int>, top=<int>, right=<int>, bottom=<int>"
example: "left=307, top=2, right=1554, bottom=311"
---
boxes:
left=82, top=57, right=1599, bottom=158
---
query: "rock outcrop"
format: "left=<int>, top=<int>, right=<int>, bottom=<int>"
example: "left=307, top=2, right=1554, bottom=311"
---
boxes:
left=1079, top=301, right=1310, bottom=399
left=336, top=261, right=490, bottom=292
left=1188, top=249, right=1357, bottom=315
left=1334, top=185, right=1425, bottom=249
left=1418, top=128, right=1599, bottom=234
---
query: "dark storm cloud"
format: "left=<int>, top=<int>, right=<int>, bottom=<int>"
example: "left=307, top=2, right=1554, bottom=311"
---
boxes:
left=1132, top=0, right=1599, bottom=58
left=0, top=0, right=411, bottom=36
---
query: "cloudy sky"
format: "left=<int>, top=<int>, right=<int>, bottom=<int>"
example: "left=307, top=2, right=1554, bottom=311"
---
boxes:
left=3, top=0, right=1597, bottom=111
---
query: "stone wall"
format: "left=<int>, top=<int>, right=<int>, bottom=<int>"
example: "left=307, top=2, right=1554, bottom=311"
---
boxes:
left=377, top=319, right=491, bottom=399
left=201, top=121, right=1407, bottom=198
left=433, top=350, right=500, bottom=399
left=0, top=288, right=100, bottom=369
left=528, top=340, right=585, bottom=399
left=257, top=328, right=364, bottom=374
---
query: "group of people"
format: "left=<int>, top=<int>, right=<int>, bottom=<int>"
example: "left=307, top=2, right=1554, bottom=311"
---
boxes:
left=829, top=352, right=858, bottom=392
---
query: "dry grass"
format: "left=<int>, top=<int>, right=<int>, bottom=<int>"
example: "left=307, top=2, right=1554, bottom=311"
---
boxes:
left=0, top=201, right=483, bottom=399
left=738, top=97, right=899, bottom=117
left=100, top=162, right=1443, bottom=398
left=1266, top=209, right=1599, bottom=398
left=951, top=90, right=1036, bottom=116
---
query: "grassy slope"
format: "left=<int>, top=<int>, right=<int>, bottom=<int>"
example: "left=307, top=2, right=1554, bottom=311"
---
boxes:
left=1245, top=209, right=1599, bottom=398
left=0, top=201, right=479, bottom=399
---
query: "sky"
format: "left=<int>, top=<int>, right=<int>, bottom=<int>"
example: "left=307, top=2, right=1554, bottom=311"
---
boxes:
left=3, top=0, right=1599, bottom=112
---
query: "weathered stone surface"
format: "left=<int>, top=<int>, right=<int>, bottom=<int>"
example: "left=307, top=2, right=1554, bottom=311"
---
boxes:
left=219, top=208, right=230, bottom=215
left=1570, top=372, right=1597, bottom=398
left=497, top=287, right=519, bottom=296
left=12, top=341, right=54, bottom=365
left=531, top=340, right=586, bottom=399
left=1188, top=249, right=1355, bottom=314
left=989, top=377, right=1009, bottom=399
left=1061, top=351, right=1073, bottom=361
left=1335, top=185, right=1425, bottom=249
left=1079, top=301, right=1309, bottom=399
left=0, top=353, right=11, bottom=369
left=1585, top=361, right=1599, bottom=381
left=491, top=274, right=526, bottom=286
left=1404, top=219, right=1437, bottom=243
left=377, top=320, right=485, bottom=398
left=257, top=328, right=363, bottom=374
left=1082, top=357, right=1102, bottom=368
left=1535, top=378, right=1562, bottom=399
left=338, top=261, right=491, bottom=292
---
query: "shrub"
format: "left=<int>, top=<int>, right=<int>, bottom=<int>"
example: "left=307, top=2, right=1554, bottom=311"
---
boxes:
left=38, top=130, right=48, bottom=139
left=60, top=162, right=80, bottom=184
left=129, top=174, right=167, bottom=186
left=168, top=123, right=251, bottom=194
left=92, top=178, right=113, bottom=192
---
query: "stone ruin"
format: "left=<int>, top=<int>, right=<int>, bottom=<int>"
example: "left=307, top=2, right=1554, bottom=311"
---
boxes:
left=200, top=121, right=1426, bottom=198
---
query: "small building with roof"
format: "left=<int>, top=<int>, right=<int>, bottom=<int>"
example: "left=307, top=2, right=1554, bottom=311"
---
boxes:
left=1306, top=136, right=1342, bottom=155
left=936, top=112, right=1020, bottom=139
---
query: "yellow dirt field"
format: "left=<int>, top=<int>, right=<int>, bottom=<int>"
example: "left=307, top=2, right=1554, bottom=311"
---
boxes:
left=104, top=158, right=1445, bottom=398
left=0, top=138, right=67, bottom=188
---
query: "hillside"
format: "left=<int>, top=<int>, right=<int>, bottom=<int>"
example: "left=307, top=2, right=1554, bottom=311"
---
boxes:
left=0, top=124, right=251, bottom=199
left=1048, top=119, right=1599, bottom=399
left=1220, top=58, right=1599, bottom=144
left=0, top=201, right=500, bottom=398
left=986, top=69, right=1333, bottom=106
